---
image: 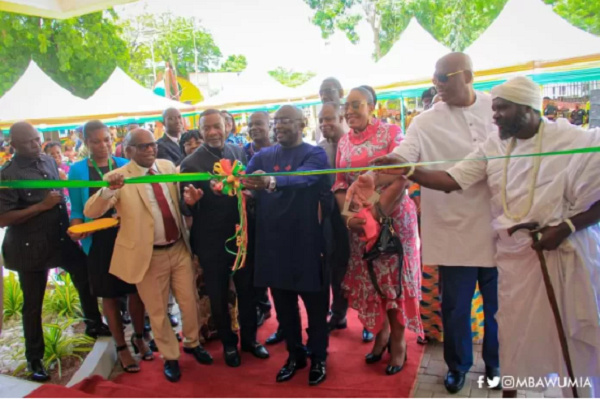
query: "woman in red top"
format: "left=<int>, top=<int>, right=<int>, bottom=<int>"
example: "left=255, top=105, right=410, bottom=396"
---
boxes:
left=333, top=87, right=422, bottom=375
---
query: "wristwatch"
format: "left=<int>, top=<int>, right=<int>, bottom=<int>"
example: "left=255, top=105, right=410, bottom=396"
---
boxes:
left=267, top=176, right=277, bottom=192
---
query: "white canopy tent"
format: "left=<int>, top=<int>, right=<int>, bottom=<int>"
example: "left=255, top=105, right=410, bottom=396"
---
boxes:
left=465, top=0, right=600, bottom=71
left=0, top=0, right=136, bottom=19
left=0, top=61, right=89, bottom=124
left=198, top=66, right=299, bottom=108
left=85, top=67, right=195, bottom=116
left=368, top=18, right=451, bottom=88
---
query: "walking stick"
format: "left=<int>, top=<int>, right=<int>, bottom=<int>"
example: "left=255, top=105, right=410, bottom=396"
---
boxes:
left=508, top=222, right=578, bottom=398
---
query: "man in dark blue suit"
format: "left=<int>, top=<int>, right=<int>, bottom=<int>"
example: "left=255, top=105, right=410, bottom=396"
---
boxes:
left=157, top=108, right=185, bottom=166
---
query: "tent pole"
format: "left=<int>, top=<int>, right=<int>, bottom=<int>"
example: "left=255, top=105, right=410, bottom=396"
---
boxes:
left=400, top=95, right=406, bottom=132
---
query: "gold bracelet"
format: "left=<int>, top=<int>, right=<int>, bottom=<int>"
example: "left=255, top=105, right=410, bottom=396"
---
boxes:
left=564, top=218, right=576, bottom=234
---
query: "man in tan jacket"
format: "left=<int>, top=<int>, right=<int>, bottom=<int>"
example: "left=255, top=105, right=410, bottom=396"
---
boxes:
left=85, top=128, right=211, bottom=383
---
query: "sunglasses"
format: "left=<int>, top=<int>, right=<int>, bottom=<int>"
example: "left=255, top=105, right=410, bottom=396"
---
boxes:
left=130, top=142, right=158, bottom=151
left=434, top=70, right=465, bottom=83
left=343, top=100, right=368, bottom=111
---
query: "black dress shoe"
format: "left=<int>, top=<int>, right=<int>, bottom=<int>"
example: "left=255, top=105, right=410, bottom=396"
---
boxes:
left=265, top=329, right=284, bottom=345
left=184, top=345, right=213, bottom=364
left=121, top=311, right=131, bottom=325
left=444, top=370, right=466, bottom=394
left=308, top=360, right=327, bottom=386
left=241, top=342, right=270, bottom=359
left=164, top=360, right=181, bottom=383
left=362, top=328, right=375, bottom=342
left=257, top=309, right=266, bottom=328
left=327, top=318, right=347, bottom=333
left=148, top=339, right=159, bottom=353
left=175, top=332, right=182, bottom=342
left=486, top=366, right=502, bottom=390
left=168, top=313, right=179, bottom=327
left=85, top=322, right=111, bottom=338
left=27, top=359, right=49, bottom=382
left=224, top=346, right=241, bottom=367
left=276, top=357, right=307, bottom=383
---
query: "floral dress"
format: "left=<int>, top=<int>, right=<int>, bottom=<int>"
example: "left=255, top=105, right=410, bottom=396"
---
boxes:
left=333, top=120, right=423, bottom=335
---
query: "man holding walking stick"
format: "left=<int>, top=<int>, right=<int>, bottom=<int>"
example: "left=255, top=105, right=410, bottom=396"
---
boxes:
left=371, top=76, right=600, bottom=397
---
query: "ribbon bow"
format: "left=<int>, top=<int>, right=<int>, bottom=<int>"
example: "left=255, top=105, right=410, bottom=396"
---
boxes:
left=213, top=159, right=248, bottom=273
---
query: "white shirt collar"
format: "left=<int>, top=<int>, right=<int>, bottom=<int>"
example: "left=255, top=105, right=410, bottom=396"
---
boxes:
left=166, top=133, right=179, bottom=144
left=134, top=161, right=158, bottom=175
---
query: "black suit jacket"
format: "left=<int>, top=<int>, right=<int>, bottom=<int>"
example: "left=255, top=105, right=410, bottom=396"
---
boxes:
left=157, top=134, right=183, bottom=166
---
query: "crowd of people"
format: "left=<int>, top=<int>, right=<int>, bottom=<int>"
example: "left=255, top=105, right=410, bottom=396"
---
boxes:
left=0, top=51, right=599, bottom=397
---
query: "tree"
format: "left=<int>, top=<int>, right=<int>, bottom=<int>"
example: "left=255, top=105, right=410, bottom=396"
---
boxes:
left=120, top=12, right=223, bottom=86
left=544, top=0, right=600, bottom=35
left=268, top=67, right=316, bottom=88
left=219, top=55, right=248, bottom=72
left=304, top=0, right=600, bottom=59
left=0, top=10, right=130, bottom=98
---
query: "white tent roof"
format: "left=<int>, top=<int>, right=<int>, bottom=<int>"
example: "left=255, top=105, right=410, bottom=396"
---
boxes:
left=0, top=61, right=89, bottom=124
left=466, top=0, right=600, bottom=71
left=198, top=66, right=299, bottom=107
left=0, top=0, right=136, bottom=19
left=85, top=67, right=194, bottom=116
left=369, top=18, right=451, bottom=87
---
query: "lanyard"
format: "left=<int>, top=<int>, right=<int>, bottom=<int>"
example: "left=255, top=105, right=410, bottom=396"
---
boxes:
left=90, top=157, right=113, bottom=178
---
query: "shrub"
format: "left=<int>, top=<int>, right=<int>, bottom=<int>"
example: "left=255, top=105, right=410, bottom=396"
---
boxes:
left=43, top=273, right=82, bottom=319
left=3, top=272, right=23, bottom=321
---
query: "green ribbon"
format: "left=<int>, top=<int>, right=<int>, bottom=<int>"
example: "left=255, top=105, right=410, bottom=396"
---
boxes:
left=1, top=146, right=599, bottom=189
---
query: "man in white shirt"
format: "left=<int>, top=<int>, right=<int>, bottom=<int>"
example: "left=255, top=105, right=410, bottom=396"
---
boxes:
left=378, top=53, right=499, bottom=393
left=157, top=108, right=185, bottom=166
left=375, top=76, right=600, bottom=398
left=85, top=129, right=213, bottom=383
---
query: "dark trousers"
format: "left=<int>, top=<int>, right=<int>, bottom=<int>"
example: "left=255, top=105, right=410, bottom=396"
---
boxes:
left=255, top=287, right=272, bottom=313
left=271, top=288, right=329, bottom=362
left=439, top=266, right=499, bottom=373
left=18, top=252, right=102, bottom=361
left=203, top=259, right=257, bottom=347
left=329, top=254, right=349, bottom=322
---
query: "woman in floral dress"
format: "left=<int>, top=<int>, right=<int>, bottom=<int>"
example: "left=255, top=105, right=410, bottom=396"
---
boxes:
left=333, top=87, right=423, bottom=375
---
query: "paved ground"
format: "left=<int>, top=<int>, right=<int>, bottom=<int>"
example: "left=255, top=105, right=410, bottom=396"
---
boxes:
left=411, top=341, right=563, bottom=398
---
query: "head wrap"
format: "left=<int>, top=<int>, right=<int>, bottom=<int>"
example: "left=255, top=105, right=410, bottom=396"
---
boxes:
left=491, top=76, right=542, bottom=111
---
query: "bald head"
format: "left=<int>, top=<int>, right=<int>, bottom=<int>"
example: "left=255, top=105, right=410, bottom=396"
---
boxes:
left=434, top=52, right=475, bottom=107
left=126, top=128, right=157, bottom=168
left=162, top=107, right=183, bottom=138
left=9, top=122, right=42, bottom=158
left=274, top=105, right=305, bottom=148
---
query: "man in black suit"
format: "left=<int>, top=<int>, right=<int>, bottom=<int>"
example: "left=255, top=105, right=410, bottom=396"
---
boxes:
left=157, top=108, right=185, bottom=166
left=0, top=122, right=108, bottom=382
left=180, top=109, right=268, bottom=368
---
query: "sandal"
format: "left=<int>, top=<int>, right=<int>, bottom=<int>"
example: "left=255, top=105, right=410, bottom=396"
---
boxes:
left=116, top=345, right=140, bottom=373
left=131, top=333, right=155, bottom=361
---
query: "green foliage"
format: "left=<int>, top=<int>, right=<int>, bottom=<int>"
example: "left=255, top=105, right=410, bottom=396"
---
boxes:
left=219, top=55, right=248, bottom=72
left=544, top=0, right=600, bottom=35
left=268, top=67, right=316, bottom=88
left=3, top=271, right=23, bottom=321
left=43, top=273, right=82, bottom=319
left=120, top=12, right=232, bottom=84
left=304, top=0, right=597, bottom=59
left=0, top=10, right=130, bottom=98
left=12, top=318, right=94, bottom=378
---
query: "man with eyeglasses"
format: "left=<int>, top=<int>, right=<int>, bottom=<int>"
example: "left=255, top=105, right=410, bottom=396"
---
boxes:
left=380, top=53, right=500, bottom=394
left=85, top=128, right=213, bottom=383
left=244, top=105, right=332, bottom=386
left=179, top=109, right=269, bottom=368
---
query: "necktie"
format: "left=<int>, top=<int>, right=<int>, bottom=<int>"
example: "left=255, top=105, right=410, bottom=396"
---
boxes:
left=148, top=169, right=179, bottom=242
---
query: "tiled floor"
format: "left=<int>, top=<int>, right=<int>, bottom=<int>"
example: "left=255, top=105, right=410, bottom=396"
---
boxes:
left=411, top=341, right=564, bottom=398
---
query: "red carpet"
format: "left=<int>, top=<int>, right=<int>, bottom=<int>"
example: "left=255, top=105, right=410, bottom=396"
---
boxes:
left=28, top=308, right=423, bottom=398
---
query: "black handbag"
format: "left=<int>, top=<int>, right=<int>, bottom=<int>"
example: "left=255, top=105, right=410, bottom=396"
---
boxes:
left=362, top=203, right=404, bottom=299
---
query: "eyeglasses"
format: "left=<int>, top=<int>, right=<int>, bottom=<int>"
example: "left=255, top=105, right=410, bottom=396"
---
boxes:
left=433, top=70, right=465, bottom=83
left=343, top=101, right=368, bottom=111
left=273, top=118, right=301, bottom=125
left=130, top=142, right=158, bottom=151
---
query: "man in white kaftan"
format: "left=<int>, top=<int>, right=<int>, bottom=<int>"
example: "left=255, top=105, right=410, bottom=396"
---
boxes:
left=374, top=76, right=600, bottom=397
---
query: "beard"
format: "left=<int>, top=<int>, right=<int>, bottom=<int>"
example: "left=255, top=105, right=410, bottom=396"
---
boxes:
left=498, top=111, right=529, bottom=140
